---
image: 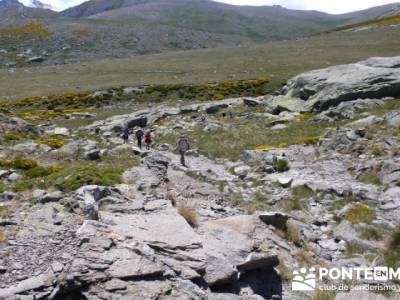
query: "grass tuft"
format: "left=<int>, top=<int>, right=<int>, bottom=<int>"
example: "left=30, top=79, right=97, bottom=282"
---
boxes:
left=178, top=206, right=199, bottom=228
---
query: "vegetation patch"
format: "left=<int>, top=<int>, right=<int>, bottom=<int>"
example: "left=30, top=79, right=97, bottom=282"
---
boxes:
left=370, top=144, right=385, bottom=157
left=384, top=227, right=400, bottom=269
left=0, top=158, right=38, bottom=170
left=178, top=206, right=198, bottom=228
left=25, top=165, right=64, bottom=178
left=276, top=159, right=289, bottom=172
left=343, top=204, right=376, bottom=224
left=312, top=290, right=336, bottom=300
left=358, top=171, right=382, bottom=186
left=360, top=227, right=382, bottom=241
left=37, top=137, right=65, bottom=149
left=0, top=23, right=53, bottom=44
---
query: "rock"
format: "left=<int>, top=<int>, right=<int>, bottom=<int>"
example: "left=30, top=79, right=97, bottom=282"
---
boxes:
left=318, top=239, right=339, bottom=251
left=380, top=187, right=400, bottom=210
left=27, top=56, right=46, bottom=63
left=204, top=255, right=237, bottom=286
left=233, top=165, right=251, bottom=177
left=0, top=272, right=55, bottom=298
left=385, top=110, right=400, bottom=126
left=7, top=172, right=22, bottom=183
left=258, top=212, right=289, bottom=230
left=205, top=103, right=228, bottom=114
left=52, top=127, right=70, bottom=136
left=265, top=56, right=400, bottom=112
left=347, top=115, right=383, bottom=129
left=237, top=253, right=279, bottom=272
left=51, top=262, right=64, bottom=273
left=278, top=177, right=293, bottom=188
left=106, top=256, right=164, bottom=279
left=12, top=141, right=38, bottom=154
left=0, top=114, right=40, bottom=135
left=243, top=98, right=263, bottom=107
left=334, top=221, right=380, bottom=251
left=270, top=124, right=287, bottom=130
left=39, top=191, right=64, bottom=204
left=84, top=149, right=101, bottom=160
left=104, top=279, right=127, bottom=291
left=0, top=191, right=16, bottom=202
left=335, top=289, right=388, bottom=300
left=82, top=193, right=99, bottom=220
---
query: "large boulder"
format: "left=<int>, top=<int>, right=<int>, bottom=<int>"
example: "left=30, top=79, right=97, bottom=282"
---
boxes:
left=265, top=57, right=400, bottom=113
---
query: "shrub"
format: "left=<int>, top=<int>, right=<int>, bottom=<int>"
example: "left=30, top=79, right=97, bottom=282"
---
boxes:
left=278, top=260, right=292, bottom=282
left=276, top=159, right=289, bottom=172
left=302, top=136, right=320, bottom=145
left=25, top=165, right=64, bottom=178
left=0, top=182, right=5, bottom=193
left=292, top=185, right=315, bottom=199
left=358, top=171, right=382, bottom=186
left=213, top=94, right=225, bottom=101
left=344, top=204, right=376, bottom=224
left=37, top=137, right=65, bottom=149
left=3, top=133, right=20, bottom=141
left=13, top=157, right=37, bottom=170
left=282, top=198, right=304, bottom=211
left=0, top=160, right=13, bottom=168
left=178, top=206, right=198, bottom=228
left=0, top=230, right=6, bottom=244
left=371, top=144, right=385, bottom=156
left=312, top=290, right=336, bottom=300
left=166, top=191, right=177, bottom=207
left=53, top=165, right=123, bottom=191
left=286, top=223, right=301, bottom=245
left=360, top=227, right=382, bottom=240
left=384, top=227, right=400, bottom=269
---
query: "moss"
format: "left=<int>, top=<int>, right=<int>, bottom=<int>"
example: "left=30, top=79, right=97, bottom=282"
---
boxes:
left=37, top=137, right=65, bottom=149
left=344, top=204, right=376, bottom=224
left=53, top=165, right=123, bottom=191
left=276, top=159, right=289, bottom=172
left=25, top=165, right=64, bottom=178
left=13, top=157, right=38, bottom=170
left=0, top=160, right=13, bottom=168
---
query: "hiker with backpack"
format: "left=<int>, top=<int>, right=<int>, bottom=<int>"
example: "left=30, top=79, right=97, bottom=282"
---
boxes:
left=177, top=135, right=190, bottom=167
left=136, top=128, right=144, bottom=149
left=145, top=130, right=152, bottom=150
left=122, top=127, right=130, bottom=144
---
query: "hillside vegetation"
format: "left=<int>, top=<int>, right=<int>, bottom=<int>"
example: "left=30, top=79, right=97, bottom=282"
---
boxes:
left=1, top=26, right=400, bottom=100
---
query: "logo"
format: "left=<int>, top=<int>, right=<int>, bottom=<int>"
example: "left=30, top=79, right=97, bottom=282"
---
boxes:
left=292, top=267, right=316, bottom=291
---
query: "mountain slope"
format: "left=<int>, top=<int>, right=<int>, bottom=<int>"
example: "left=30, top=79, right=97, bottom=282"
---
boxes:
left=0, top=0, right=55, bottom=24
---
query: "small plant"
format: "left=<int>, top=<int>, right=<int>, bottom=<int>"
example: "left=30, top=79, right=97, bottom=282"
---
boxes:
left=312, top=290, right=336, bottom=300
left=166, top=191, right=177, bottom=207
left=282, top=198, right=305, bottom=211
left=358, top=171, right=382, bottom=186
left=13, top=157, right=38, bottom=170
left=278, top=260, right=292, bottom=282
left=286, top=223, right=302, bottom=245
left=301, top=136, right=320, bottom=145
left=344, top=204, right=376, bottom=224
left=370, top=144, right=385, bottom=156
left=178, top=206, right=199, bottom=228
left=37, top=137, right=65, bottom=149
left=360, top=227, right=382, bottom=240
left=25, top=165, right=64, bottom=178
left=276, top=159, right=289, bottom=172
left=384, top=227, right=400, bottom=269
left=345, top=243, right=365, bottom=257
left=0, top=229, right=6, bottom=244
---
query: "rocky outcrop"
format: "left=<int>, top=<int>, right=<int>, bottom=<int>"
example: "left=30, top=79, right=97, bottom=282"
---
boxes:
left=0, top=113, right=41, bottom=134
left=265, top=57, right=400, bottom=113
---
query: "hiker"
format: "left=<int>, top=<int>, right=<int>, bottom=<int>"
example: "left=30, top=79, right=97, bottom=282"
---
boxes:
left=135, top=128, right=144, bottom=149
left=177, top=135, right=190, bottom=166
left=144, top=130, right=152, bottom=150
left=122, top=127, right=130, bottom=144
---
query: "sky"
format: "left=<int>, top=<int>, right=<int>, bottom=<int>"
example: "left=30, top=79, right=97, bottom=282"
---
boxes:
left=18, top=0, right=399, bottom=13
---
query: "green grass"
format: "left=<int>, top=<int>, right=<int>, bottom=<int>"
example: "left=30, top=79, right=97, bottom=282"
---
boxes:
left=159, top=118, right=346, bottom=161
left=1, top=27, right=400, bottom=100
left=385, top=227, right=400, bottom=269
left=343, top=204, right=376, bottom=225
left=358, top=171, right=383, bottom=186
left=13, top=164, right=124, bottom=192
left=360, top=227, right=382, bottom=241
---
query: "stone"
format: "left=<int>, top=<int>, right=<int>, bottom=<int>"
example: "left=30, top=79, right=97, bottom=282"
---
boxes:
left=258, top=212, right=289, bottom=230
left=204, top=255, right=237, bottom=286
left=104, top=279, right=127, bottom=291
left=278, top=177, right=293, bottom=188
left=0, top=191, right=16, bottom=202
left=380, top=187, right=400, bottom=210
left=53, top=127, right=70, bottom=136
left=0, top=272, right=55, bottom=298
left=243, top=98, right=263, bottom=107
left=84, top=149, right=102, bottom=160
left=7, top=172, right=21, bottom=183
left=51, top=261, right=64, bottom=273
left=27, top=56, right=46, bottom=63
left=385, top=111, right=400, bottom=126
left=39, top=191, right=64, bottom=204
left=106, top=257, right=164, bottom=279
left=237, top=253, right=279, bottom=272
left=83, top=193, right=99, bottom=220
left=265, top=56, right=400, bottom=112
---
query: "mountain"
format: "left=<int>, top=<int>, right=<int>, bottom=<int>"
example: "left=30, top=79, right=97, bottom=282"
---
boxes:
left=0, top=0, right=55, bottom=23
left=28, top=0, right=54, bottom=10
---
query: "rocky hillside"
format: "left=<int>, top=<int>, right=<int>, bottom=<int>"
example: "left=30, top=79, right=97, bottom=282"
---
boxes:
left=1, top=1, right=400, bottom=67
left=0, top=57, right=400, bottom=299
